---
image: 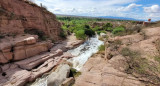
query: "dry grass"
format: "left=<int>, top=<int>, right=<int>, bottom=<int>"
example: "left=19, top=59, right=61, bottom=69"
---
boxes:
left=121, top=47, right=160, bottom=85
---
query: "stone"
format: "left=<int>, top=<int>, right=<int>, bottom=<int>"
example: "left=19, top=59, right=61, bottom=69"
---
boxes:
left=0, top=52, right=8, bottom=64
left=0, top=64, right=31, bottom=86
left=29, top=57, right=62, bottom=81
left=3, top=52, right=13, bottom=61
left=25, top=42, right=48, bottom=58
left=15, top=49, right=63, bottom=70
left=0, top=40, right=12, bottom=51
left=47, top=64, right=70, bottom=86
left=24, top=37, right=37, bottom=45
left=14, top=46, right=26, bottom=61
left=61, top=52, right=74, bottom=59
left=100, top=33, right=107, bottom=38
left=61, top=77, right=75, bottom=86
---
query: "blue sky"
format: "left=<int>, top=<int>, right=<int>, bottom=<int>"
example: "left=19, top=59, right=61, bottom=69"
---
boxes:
left=33, top=0, right=160, bottom=21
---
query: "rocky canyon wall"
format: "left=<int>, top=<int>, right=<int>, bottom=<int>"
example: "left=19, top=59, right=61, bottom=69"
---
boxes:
left=0, top=0, right=62, bottom=40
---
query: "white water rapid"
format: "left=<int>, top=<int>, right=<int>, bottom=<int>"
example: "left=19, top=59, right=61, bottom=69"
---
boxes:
left=67, top=35, right=104, bottom=70
left=30, top=35, right=103, bottom=86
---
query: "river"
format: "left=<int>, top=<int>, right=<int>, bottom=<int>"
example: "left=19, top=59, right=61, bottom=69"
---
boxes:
left=30, top=35, right=103, bottom=86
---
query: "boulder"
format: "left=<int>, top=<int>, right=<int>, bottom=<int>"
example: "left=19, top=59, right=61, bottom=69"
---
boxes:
left=0, top=64, right=31, bottom=86
left=29, top=56, right=62, bottom=81
left=61, top=77, right=75, bottom=86
left=12, top=35, right=38, bottom=47
left=100, top=33, right=107, bottom=38
left=61, top=52, right=74, bottom=59
left=47, top=64, right=70, bottom=86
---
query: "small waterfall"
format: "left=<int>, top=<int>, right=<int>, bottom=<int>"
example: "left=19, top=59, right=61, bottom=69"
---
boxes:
left=67, top=35, right=103, bottom=70
left=29, top=35, right=103, bottom=86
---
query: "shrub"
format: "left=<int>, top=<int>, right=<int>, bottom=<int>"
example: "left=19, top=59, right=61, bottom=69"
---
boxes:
left=97, top=30, right=106, bottom=35
left=112, top=27, right=125, bottom=35
left=103, top=23, right=113, bottom=31
left=75, top=29, right=86, bottom=40
left=105, top=27, right=113, bottom=32
left=70, top=68, right=81, bottom=77
left=98, top=45, right=105, bottom=51
left=85, top=29, right=95, bottom=37
left=59, top=32, right=67, bottom=38
left=121, top=47, right=160, bottom=85
left=92, top=26, right=100, bottom=31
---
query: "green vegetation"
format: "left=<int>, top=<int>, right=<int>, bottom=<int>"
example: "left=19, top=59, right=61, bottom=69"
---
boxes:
left=59, top=31, right=67, bottom=38
left=70, top=68, right=81, bottom=77
left=58, top=17, right=98, bottom=40
left=75, top=29, right=86, bottom=40
left=98, top=45, right=105, bottom=51
left=103, top=23, right=113, bottom=31
left=112, top=26, right=125, bottom=35
left=57, top=16, right=141, bottom=40
left=121, top=47, right=160, bottom=85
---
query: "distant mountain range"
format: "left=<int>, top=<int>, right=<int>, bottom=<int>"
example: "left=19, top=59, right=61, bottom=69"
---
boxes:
left=56, top=14, right=144, bottom=21
left=98, top=16, right=144, bottom=21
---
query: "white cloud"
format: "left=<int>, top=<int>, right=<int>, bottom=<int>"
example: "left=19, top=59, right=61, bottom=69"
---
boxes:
left=144, top=5, right=160, bottom=13
left=118, top=3, right=142, bottom=11
left=33, top=0, right=160, bottom=21
left=143, top=5, right=160, bottom=21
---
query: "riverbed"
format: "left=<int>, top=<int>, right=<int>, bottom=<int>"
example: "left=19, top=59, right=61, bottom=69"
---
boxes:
left=30, top=35, right=103, bottom=86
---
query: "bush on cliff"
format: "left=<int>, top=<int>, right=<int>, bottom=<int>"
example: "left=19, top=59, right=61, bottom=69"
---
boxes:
left=103, top=23, right=113, bottom=32
left=75, top=29, right=86, bottom=40
left=112, top=26, right=125, bottom=35
left=98, top=45, right=105, bottom=51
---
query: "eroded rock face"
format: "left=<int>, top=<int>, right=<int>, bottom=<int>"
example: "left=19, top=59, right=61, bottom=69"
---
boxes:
left=0, top=35, right=52, bottom=64
left=75, top=55, right=145, bottom=86
left=0, top=0, right=62, bottom=40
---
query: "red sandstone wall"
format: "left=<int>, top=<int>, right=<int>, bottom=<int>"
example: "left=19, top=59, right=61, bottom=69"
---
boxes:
left=0, top=0, right=62, bottom=40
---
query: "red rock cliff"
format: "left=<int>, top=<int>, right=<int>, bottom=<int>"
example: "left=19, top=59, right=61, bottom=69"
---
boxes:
left=0, top=0, right=62, bottom=40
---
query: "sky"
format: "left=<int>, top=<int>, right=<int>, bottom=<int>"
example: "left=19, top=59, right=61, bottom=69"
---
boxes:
left=33, top=0, right=160, bottom=21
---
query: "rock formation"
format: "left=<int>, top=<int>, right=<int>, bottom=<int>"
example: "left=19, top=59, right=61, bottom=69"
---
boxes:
left=0, top=0, right=62, bottom=40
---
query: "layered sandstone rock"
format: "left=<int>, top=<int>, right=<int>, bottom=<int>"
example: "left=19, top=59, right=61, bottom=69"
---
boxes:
left=0, top=0, right=62, bottom=40
left=0, top=35, right=52, bottom=64
left=75, top=54, right=145, bottom=86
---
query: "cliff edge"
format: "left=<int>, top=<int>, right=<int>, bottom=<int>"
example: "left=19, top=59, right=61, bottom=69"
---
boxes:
left=0, top=0, right=62, bottom=40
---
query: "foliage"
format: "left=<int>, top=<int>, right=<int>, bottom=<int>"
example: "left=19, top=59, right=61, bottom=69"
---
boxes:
left=98, top=45, right=105, bottom=51
left=70, top=68, right=81, bottom=77
left=121, top=47, right=160, bottom=85
left=92, top=26, right=100, bottom=31
left=85, top=29, right=95, bottom=37
left=112, top=26, right=125, bottom=35
left=75, top=29, right=86, bottom=40
left=103, top=23, right=113, bottom=31
left=97, top=30, right=106, bottom=35
left=59, top=31, right=67, bottom=38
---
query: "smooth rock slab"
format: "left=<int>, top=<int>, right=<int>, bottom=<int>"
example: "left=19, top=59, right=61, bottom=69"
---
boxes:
left=15, top=49, right=63, bottom=70
left=47, top=64, right=70, bottom=86
left=0, top=64, right=31, bottom=86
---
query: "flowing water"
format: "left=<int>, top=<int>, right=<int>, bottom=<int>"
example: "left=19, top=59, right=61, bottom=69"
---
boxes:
left=30, top=35, right=103, bottom=86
